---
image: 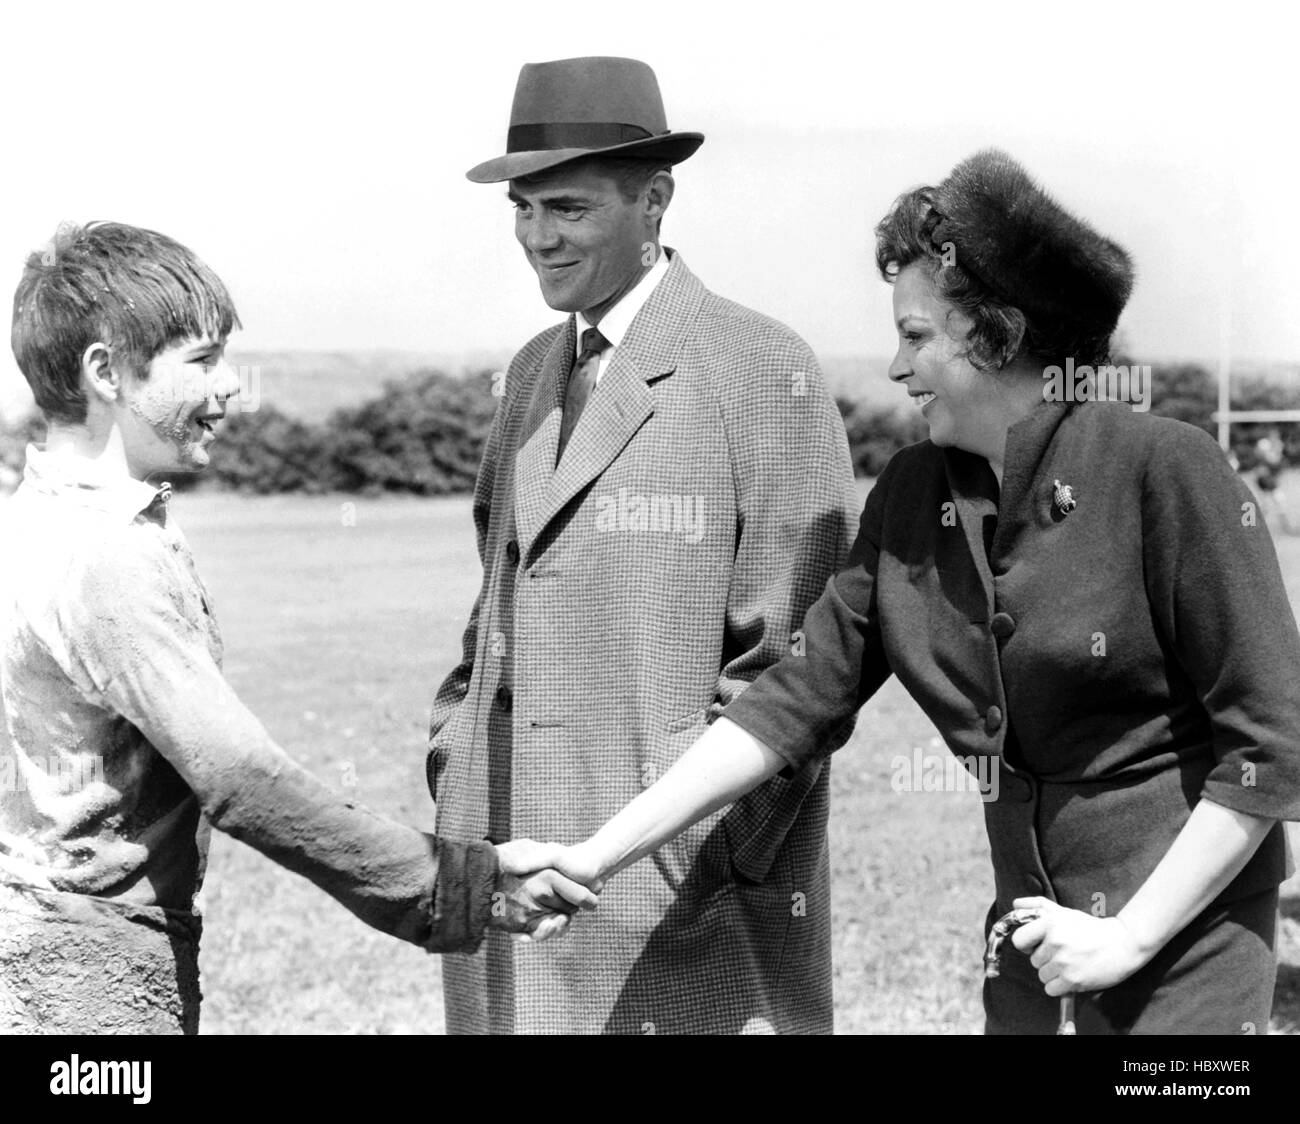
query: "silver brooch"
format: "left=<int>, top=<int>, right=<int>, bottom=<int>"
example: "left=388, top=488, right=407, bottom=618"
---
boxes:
left=1052, top=479, right=1076, bottom=515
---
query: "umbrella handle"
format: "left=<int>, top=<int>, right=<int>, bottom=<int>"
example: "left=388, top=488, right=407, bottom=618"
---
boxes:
left=985, top=907, right=1078, bottom=1036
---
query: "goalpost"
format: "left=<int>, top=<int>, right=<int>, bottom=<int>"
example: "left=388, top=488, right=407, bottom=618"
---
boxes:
left=1212, top=352, right=1300, bottom=533
left=1210, top=312, right=1300, bottom=450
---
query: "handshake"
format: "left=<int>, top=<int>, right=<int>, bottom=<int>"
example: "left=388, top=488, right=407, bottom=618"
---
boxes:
left=487, top=839, right=608, bottom=942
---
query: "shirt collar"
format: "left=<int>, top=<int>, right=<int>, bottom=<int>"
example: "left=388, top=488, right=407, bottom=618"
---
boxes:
left=20, top=444, right=172, bottom=524
left=577, top=247, right=671, bottom=356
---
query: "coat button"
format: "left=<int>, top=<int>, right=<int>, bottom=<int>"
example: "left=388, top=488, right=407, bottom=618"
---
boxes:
left=495, top=685, right=513, bottom=712
left=505, top=540, right=520, bottom=565
left=985, top=705, right=1003, bottom=734
left=990, top=612, right=1016, bottom=639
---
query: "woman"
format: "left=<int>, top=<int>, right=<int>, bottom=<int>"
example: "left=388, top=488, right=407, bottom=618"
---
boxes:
left=554, top=149, right=1300, bottom=1033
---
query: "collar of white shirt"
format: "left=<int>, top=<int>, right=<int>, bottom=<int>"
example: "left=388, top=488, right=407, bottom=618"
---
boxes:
left=576, top=248, right=670, bottom=382
left=20, top=444, right=171, bottom=524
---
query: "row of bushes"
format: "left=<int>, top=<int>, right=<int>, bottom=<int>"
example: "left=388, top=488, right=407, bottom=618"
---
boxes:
left=193, top=369, right=500, bottom=494
left=2, top=361, right=1298, bottom=494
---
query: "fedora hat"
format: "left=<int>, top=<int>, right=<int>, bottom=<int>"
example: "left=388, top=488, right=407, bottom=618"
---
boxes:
left=466, top=56, right=704, bottom=184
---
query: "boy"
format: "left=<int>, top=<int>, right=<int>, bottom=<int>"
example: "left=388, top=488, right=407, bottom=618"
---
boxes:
left=0, top=222, right=593, bottom=1033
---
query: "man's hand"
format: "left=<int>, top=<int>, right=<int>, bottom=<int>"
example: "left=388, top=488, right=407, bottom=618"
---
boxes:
left=489, top=840, right=601, bottom=943
left=1009, top=896, right=1150, bottom=995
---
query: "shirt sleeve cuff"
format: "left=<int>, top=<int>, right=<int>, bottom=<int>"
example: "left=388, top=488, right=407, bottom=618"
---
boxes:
left=425, top=837, right=500, bottom=953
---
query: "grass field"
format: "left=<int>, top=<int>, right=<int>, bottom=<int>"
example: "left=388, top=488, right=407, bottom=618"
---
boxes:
left=168, top=486, right=1300, bottom=1034
left=180, top=488, right=999, bottom=1033
left=5, top=484, right=1300, bottom=1033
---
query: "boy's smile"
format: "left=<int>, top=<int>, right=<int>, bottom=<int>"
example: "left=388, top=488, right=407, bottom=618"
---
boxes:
left=118, top=335, right=239, bottom=479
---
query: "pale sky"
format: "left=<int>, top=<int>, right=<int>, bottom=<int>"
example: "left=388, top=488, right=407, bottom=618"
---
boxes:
left=1, top=0, right=1296, bottom=414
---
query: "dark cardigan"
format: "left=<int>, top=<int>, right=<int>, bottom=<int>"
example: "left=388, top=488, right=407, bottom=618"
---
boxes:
left=727, top=399, right=1300, bottom=922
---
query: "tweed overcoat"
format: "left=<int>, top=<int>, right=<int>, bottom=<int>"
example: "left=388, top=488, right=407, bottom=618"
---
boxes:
left=428, top=252, right=857, bottom=1034
left=726, top=398, right=1300, bottom=1033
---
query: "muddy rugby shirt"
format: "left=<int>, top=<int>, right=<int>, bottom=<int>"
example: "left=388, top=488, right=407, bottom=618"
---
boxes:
left=0, top=446, right=495, bottom=951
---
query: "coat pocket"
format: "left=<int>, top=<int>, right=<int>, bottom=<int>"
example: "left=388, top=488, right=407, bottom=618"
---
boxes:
left=644, top=710, right=731, bottom=892
left=426, top=705, right=467, bottom=803
left=722, top=756, right=827, bottom=884
left=425, top=745, right=444, bottom=803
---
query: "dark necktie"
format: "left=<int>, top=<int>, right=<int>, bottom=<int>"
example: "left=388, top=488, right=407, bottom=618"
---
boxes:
left=557, top=326, right=608, bottom=464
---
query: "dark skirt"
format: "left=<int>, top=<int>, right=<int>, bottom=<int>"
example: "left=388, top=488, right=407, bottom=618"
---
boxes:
left=983, top=887, right=1278, bottom=1034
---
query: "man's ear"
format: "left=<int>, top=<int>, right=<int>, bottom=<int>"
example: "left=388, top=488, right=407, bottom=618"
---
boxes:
left=645, top=170, right=675, bottom=228
left=81, top=342, right=121, bottom=405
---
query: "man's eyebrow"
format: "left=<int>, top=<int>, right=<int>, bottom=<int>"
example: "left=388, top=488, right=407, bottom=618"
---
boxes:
left=505, top=189, right=590, bottom=207
left=896, top=314, right=930, bottom=329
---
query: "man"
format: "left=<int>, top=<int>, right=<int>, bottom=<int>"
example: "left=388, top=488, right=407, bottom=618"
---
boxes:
left=0, top=221, right=592, bottom=1033
left=429, top=57, right=858, bottom=1033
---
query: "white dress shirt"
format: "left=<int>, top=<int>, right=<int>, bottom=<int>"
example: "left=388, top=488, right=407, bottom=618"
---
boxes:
left=576, top=248, right=670, bottom=385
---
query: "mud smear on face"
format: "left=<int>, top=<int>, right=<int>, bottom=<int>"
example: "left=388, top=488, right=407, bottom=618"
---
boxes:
left=127, top=380, right=213, bottom=466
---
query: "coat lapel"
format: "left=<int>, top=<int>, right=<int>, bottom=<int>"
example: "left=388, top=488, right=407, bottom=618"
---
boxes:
left=513, top=317, right=575, bottom=554
left=993, top=400, right=1075, bottom=559
left=942, top=448, right=999, bottom=620
left=537, top=348, right=656, bottom=539
left=940, top=400, right=1077, bottom=619
left=516, top=251, right=706, bottom=563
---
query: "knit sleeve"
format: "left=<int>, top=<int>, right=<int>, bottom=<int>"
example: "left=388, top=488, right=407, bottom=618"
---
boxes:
left=1142, top=423, right=1300, bottom=820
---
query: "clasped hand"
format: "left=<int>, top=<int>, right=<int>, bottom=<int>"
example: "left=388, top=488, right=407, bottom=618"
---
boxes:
left=490, top=839, right=605, bottom=943
left=1010, top=895, right=1150, bottom=996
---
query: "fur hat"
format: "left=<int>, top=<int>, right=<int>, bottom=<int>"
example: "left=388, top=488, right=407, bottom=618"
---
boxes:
left=930, top=149, right=1134, bottom=335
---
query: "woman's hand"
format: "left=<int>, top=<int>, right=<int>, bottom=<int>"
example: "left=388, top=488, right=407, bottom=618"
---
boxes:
left=496, top=838, right=607, bottom=892
left=547, top=839, right=610, bottom=891
left=1009, top=896, right=1150, bottom=996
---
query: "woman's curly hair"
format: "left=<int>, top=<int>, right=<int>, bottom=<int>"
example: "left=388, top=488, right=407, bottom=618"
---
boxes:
left=874, top=187, right=1115, bottom=371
